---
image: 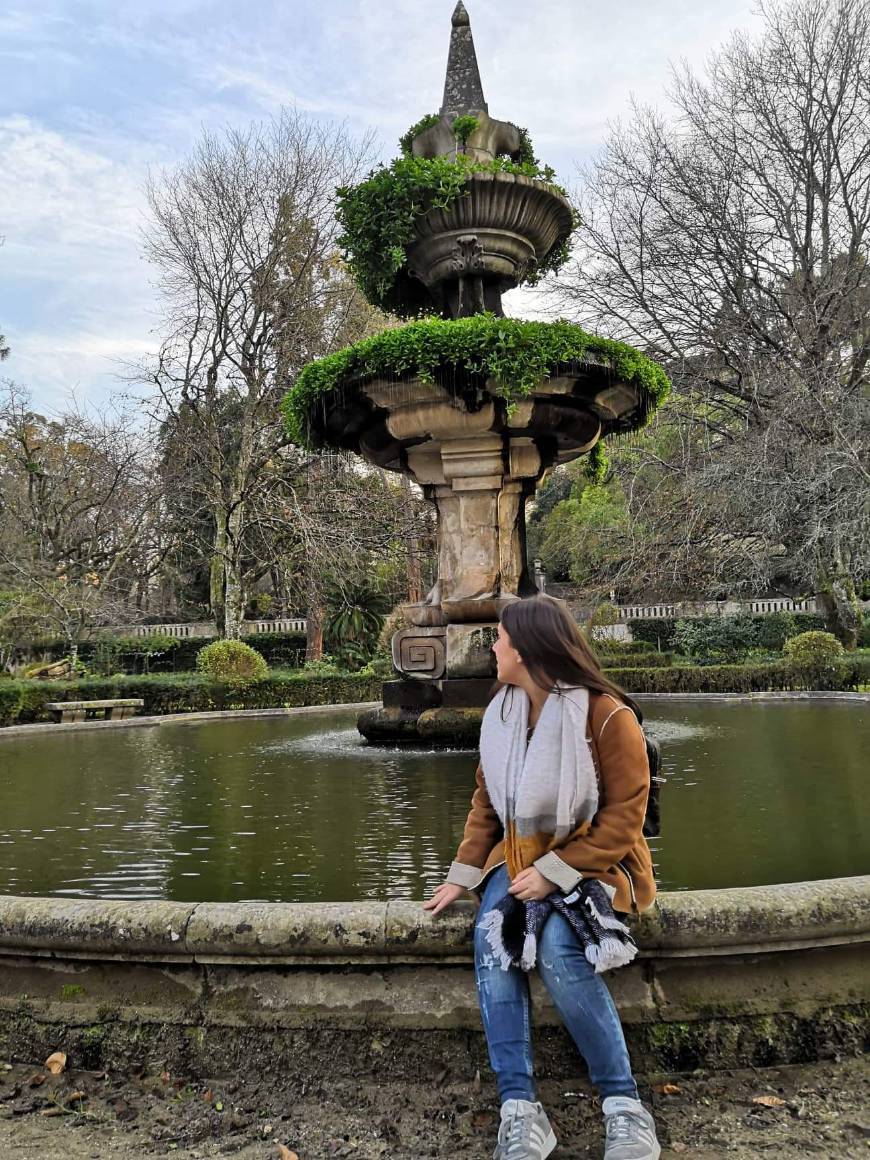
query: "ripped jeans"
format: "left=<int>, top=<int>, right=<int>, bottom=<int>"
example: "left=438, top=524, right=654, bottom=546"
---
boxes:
left=474, top=864, right=639, bottom=1104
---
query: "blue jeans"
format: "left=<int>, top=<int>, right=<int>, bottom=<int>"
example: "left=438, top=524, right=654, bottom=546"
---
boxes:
left=474, top=864, right=639, bottom=1103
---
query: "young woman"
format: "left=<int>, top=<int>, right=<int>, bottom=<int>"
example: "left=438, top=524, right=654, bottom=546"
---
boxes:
left=424, top=594, right=660, bottom=1160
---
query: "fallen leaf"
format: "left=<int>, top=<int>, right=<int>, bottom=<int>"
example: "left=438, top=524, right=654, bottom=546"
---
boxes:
left=671, top=1143, right=688, bottom=1154
left=160, top=1070, right=171, bottom=1084
left=654, top=1082, right=682, bottom=1095
left=39, top=1106, right=64, bottom=1117
left=753, top=1094, right=787, bottom=1107
left=202, top=1089, right=213, bottom=1103
left=44, top=1053, right=67, bottom=1076
left=66, top=1090, right=87, bottom=1104
left=276, top=1146, right=299, bottom=1160
left=28, top=1073, right=46, bottom=1087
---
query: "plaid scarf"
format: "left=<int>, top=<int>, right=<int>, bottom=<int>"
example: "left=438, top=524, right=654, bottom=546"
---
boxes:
left=478, top=878, right=637, bottom=974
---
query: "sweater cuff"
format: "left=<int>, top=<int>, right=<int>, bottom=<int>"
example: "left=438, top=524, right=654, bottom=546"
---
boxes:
left=446, top=861, right=484, bottom=890
left=533, top=851, right=583, bottom=894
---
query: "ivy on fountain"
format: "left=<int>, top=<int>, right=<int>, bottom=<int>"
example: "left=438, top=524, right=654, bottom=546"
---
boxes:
left=282, top=314, right=671, bottom=448
left=341, top=123, right=571, bottom=315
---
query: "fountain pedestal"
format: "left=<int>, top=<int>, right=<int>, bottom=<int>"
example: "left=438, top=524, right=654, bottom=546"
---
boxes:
left=345, top=369, right=630, bottom=742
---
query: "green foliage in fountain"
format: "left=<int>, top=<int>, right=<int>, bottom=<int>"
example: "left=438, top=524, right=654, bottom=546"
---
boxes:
left=336, top=152, right=572, bottom=315
left=283, top=314, right=672, bottom=448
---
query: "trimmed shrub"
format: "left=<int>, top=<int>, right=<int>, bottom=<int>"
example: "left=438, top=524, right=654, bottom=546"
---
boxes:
left=604, top=657, right=868, bottom=694
left=783, top=631, right=845, bottom=672
left=196, top=640, right=269, bottom=683
left=600, top=652, right=674, bottom=669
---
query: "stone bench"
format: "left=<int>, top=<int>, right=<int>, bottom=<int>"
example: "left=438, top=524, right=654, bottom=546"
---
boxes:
left=44, top=698, right=145, bottom=724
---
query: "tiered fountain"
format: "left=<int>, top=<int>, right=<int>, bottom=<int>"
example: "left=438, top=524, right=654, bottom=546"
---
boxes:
left=283, top=2, right=669, bottom=742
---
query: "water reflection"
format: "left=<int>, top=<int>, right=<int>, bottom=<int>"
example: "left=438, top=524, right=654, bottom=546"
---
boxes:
left=0, top=701, right=866, bottom=901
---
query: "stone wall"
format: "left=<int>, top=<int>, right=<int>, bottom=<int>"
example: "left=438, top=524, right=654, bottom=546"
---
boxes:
left=0, top=877, right=867, bottom=1080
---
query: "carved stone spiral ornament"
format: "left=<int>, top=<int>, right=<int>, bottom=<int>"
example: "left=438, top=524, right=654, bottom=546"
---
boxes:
left=392, top=627, right=447, bottom=680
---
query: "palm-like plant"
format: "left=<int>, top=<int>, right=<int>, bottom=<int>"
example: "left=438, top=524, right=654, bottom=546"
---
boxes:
left=324, top=576, right=391, bottom=668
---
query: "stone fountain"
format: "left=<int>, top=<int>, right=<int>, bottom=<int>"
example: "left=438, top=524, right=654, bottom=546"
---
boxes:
left=285, top=3, right=668, bottom=742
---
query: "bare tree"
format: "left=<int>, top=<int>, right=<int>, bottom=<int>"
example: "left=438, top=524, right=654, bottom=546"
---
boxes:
left=141, top=110, right=383, bottom=638
left=0, top=382, right=161, bottom=659
left=0, top=238, right=9, bottom=362
left=553, top=0, right=870, bottom=642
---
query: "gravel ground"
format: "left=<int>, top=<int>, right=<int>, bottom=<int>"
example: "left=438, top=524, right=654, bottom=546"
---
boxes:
left=1, top=1053, right=867, bottom=1158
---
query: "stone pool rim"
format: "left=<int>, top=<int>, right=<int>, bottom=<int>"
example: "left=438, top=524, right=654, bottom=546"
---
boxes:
left=0, top=690, right=866, bottom=738
left=0, top=875, right=867, bottom=1078
left=0, top=874, right=867, bottom=964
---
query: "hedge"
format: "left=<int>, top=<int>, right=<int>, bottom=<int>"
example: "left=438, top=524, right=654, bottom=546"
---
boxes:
left=599, top=651, right=674, bottom=669
left=603, top=657, right=870, bottom=695
left=589, top=639, right=654, bottom=655
left=0, top=671, right=381, bottom=727
left=13, top=632, right=307, bottom=675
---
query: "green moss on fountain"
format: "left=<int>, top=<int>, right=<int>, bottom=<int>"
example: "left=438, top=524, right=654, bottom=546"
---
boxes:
left=283, top=314, right=670, bottom=449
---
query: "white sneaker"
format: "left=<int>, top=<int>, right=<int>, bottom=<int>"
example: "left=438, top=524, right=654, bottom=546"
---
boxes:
left=602, top=1096, right=661, bottom=1159
left=493, top=1098, right=557, bottom=1159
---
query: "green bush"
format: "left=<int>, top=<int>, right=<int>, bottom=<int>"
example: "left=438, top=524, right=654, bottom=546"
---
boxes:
left=628, top=618, right=678, bottom=649
left=0, top=683, right=22, bottom=726
left=196, top=640, right=269, bottom=683
left=783, top=631, right=845, bottom=672
left=858, top=614, right=870, bottom=649
left=589, top=602, right=620, bottom=628
left=674, top=614, right=759, bottom=662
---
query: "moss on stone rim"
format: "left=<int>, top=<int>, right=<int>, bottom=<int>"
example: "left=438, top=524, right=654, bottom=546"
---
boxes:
left=282, top=315, right=671, bottom=449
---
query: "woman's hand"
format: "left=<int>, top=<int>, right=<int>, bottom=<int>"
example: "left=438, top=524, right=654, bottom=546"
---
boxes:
left=423, top=882, right=466, bottom=915
left=508, top=867, right=554, bottom=902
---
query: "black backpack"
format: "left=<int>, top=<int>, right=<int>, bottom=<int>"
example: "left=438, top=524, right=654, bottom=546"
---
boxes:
left=641, top=729, right=663, bottom=839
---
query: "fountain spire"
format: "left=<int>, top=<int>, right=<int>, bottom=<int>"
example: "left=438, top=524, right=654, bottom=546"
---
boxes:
left=440, top=2, right=488, bottom=119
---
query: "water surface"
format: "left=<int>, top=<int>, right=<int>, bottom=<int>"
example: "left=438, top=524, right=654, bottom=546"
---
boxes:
left=0, top=699, right=866, bottom=901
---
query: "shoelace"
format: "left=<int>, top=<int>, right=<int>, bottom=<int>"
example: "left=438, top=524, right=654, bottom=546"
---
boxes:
left=607, top=1110, right=641, bottom=1144
left=502, top=1110, right=536, bottom=1157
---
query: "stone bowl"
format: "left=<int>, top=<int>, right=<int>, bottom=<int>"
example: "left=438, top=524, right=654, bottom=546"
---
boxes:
left=405, top=171, right=574, bottom=316
left=311, top=359, right=648, bottom=476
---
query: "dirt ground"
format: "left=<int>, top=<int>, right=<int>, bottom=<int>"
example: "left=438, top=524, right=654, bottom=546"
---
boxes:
left=0, top=1052, right=867, bottom=1159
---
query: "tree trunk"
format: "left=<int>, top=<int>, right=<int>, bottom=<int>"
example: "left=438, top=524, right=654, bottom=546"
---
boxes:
left=816, top=542, right=861, bottom=649
left=305, top=570, right=324, bottom=662
left=210, top=507, right=229, bottom=636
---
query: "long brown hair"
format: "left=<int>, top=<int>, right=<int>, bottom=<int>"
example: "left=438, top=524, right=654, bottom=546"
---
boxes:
left=498, top=593, right=644, bottom=723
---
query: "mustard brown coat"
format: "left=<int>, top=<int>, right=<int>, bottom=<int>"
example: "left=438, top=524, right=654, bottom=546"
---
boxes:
left=446, top=691, right=656, bottom=914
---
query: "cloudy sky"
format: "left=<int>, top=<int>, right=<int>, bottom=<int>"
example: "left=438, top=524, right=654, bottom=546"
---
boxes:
left=0, top=0, right=764, bottom=411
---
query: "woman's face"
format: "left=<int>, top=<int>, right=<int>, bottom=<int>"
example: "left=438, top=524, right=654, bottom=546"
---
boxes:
left=492, top=622, right=524, bottom=685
